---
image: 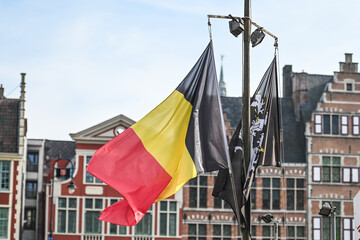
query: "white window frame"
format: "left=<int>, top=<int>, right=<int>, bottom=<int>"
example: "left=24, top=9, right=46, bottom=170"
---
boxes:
left=212, top=223, right=233, bottom=240
left=343, top=168, right=351, bottom=182
left=352, top=168, right=359, bottom=183
left=0, top=161, right=11, bottom=192
left=108, top=198, right=128, bottom=235
left=341, top=115, right=349, bottom=135
left=188, top=175, right=209, bottom=208
left=157, top=200, right=178, bottom=237
left=83, top=155, right=103, bottom=185
left=286, top=178, right=305, bottom=211
left=0, top=208, right=9, bottom=239
left=314, top=114, right=322, bottom=134
left=83, top=198, right=104, bottom=234
left=132, top=204, right=154, bottom=236
left=313, top=166, right=321, bottom=182
left=343, top=218, right=353, bottom=240
left=262, top=177, right=281, bottom=210
left=286, top=225, right=306, bottom=240
left=188, top=223, right=208, bottom=240
left=343, top=167, right=359, bottom=183
left=353, top=116, right=359, bottom=135
left=56, top=197, right=78, bottom=234
left=313, top=217, right=321, bottom=240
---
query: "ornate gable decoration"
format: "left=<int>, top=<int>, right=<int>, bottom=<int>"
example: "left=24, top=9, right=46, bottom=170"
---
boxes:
left=70, top=114, right=136, bottom=144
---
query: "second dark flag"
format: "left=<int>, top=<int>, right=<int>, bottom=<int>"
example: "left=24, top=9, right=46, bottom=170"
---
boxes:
left=212, top=56, right=281, bottom=232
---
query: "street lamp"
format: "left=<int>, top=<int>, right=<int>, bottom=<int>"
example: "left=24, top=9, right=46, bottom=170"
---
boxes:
left=319, top=202, right=337, bottom=240
left=48, top=158, right=76, bottom=240
left=251, top=28, right=265, bottom=47
left=261, top=213, right=279, bottom=240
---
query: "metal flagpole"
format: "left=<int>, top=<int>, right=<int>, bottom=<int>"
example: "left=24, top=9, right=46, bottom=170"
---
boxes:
left=241, top=0, right=252, bottom=239
left=208, top=2, right=279, bottom=239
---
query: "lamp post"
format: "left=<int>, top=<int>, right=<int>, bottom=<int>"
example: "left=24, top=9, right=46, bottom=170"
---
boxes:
left=48, top=158, right=76, bottom=240
left=208, top=3, right=278, bottom=239
left=261, top=214, right=279, bottom=240
left=319, top=202, right=337, bottom=240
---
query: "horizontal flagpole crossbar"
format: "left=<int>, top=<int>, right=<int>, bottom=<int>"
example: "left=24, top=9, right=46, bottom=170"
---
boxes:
left=207, top=14, right=278, bottom=41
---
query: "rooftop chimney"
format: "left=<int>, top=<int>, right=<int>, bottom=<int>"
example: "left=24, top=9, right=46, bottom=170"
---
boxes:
left=340, top=53, right=358, bottom=73
left=0, top=84, right=4, bottom=100
left=345, top=53, right=352, bottom=63
left=20, top=73, right=26, bottom=101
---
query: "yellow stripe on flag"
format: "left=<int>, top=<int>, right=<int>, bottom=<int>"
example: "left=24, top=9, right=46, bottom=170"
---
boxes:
left=131, top=90, right=197, bottom=200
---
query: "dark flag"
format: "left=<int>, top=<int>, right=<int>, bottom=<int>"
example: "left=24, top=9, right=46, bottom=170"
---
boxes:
left=212, top=56, right=281, bottom=232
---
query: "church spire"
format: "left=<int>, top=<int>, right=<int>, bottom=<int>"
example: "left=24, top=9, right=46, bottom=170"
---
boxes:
left=219, top=55, right=227, bottom=96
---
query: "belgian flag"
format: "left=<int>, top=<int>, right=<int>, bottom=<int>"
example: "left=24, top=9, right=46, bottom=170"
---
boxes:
left=87, top=41, right=229, bottom=226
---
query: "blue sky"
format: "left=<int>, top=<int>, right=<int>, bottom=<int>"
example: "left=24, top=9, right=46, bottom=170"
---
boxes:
left=1, top=0, right=359, bottom=140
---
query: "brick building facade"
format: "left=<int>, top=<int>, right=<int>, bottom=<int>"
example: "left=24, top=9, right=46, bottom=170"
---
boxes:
left=16, top=53, right=360, bottom=239
left=44, top=114, right=186, bottom=240
left=0, top=74, right=27, bottom=240
left=305, top=54, right=360, bottom=240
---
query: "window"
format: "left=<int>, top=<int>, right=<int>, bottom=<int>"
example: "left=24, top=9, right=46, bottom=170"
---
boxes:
left=250, top=189, right=256, bottom=209
left=313, top=166, right=321, bottom=182
left=188, top=176, right=207, bottom=208
left=314, top=114, right=340, bottom=134
left=84, top=198, right=102, bottom=234
left=24, top=208, right=36, bottom=230
left=262, top=178, right=280, bottom=209
left=321, top=216, right=342, bottom=240
left=135, top=205, right=153, bottom=235
left=213, top=224, right=231, bottom=240
left=27, top=152, right=39, bottom=172
left=188, top=224, right=206, bottom=240
left=272, top=178, right=280, bottom=209
left=346, top=83, right=352, bottom=91
left=314, top=114, right=322, bottom=133
left=58, top=198, right=77, bottom=233
left=85, top=156, right=102, bottom=184
left=332, top=115, right=339, bottom=135
left=251, top=226, right=256, bottom=236
left=314, top=157, right=349, bottom=183
left=321, top=201, right=341, bottom=240
left=25, top=181, right=37, bottom=199
left=341, top=116, right=348, bottom=135
left=214, top=197, right=231, bottom=209
left=322, top=156, right=341, bottom=182
left=343, top=167, right=359, bottom=183
left=323, top=115, right=330, bottom=134
left=286, top=178, right=305, bottom=210
left=159, top=201, right=177, bottom=236
left=262, top=225, right=271, bottom=240
left=343, top=218, right=354, bottom=240
left=0, top=161, right=10, bottom=191
left=287, top=226, right=305, bottom=239
left=322, top=217, right=331, bottom=239
left=353, top=116, right=359, bottom=135
left=109, top=199, right=127, bottom=235
left=0, top=208, right=8, bottom=238
left=313, top=217, right=321, bottom=240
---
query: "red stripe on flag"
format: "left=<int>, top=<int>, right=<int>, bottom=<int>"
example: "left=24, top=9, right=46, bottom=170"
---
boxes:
left=87, top=128, right=172, bottom=226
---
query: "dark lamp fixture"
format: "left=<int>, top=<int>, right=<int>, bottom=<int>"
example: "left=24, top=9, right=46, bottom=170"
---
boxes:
left=261, top=213, right=274, bottom=223
left=67, top=180, right=77, bottom=190
left=229, top=17, right=244, bottom=37
left=251, top=28, right=265, bottom=47
left=319, top=202, right=336, bottom=217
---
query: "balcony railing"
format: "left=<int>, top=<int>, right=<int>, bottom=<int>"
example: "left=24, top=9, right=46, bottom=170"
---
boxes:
left=133, top=236, right=153, bottom=240
left=82, top=235, right=103, bottom=240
